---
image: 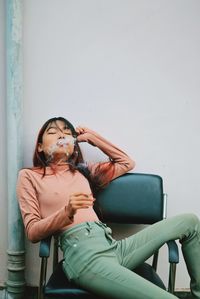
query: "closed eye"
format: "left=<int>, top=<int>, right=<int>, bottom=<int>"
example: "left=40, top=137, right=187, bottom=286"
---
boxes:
left=47, top=128, right=58, bottom=135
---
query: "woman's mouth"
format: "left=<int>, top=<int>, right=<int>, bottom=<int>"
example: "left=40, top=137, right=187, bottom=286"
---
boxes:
left=56, top=136, right=75, bottom=147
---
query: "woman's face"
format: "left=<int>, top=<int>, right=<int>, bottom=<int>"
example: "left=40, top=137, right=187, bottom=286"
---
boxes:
left=38, top=120, right=75, bottom=163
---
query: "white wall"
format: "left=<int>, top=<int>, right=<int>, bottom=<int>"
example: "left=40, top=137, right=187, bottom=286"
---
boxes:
left=1, top=0, right=200, bottom=291
left=22, top=0, right=200, bottom=289
left=0, top=0, right=7, bottom=288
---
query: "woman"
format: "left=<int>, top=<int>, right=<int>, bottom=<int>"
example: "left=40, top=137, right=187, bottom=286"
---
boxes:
left=17, top=117, right=200, bottom=299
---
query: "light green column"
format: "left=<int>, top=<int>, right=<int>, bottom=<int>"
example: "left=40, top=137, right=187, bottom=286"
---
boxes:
left=5, top=1, right=25, bottom=298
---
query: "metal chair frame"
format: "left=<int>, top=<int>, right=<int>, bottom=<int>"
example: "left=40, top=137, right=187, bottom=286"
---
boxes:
left=38, top=173, right=179, bottom=299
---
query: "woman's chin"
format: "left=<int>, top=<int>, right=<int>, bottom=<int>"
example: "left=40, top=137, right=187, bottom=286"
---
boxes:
left=48, top=152, right=70, bottom=163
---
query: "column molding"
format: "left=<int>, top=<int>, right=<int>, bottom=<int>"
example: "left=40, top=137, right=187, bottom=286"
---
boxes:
left=5, top=1, right=25, bottom=298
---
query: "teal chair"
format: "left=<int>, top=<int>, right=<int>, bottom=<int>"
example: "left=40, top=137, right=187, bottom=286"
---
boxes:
left=38, top=173, right=179, bottom=299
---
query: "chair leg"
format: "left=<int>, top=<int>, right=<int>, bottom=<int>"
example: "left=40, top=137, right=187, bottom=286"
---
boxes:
left=168, top=263, right=176, bottom=294
left=152, top=250, right=159, bottom=271
left=38, top=257, right=47, bottom=299
left=53, top=237, right=59, bottom=271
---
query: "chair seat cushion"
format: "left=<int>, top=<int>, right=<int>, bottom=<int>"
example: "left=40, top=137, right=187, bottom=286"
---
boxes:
left=45, top=261, right=165, bottom=298
left=134, top=263, right=166, bottom=290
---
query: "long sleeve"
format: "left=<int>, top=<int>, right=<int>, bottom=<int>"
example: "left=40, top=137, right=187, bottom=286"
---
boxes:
left=77, top=129, right=135, bottom=181
left=16, top=170, right=73, bottom=243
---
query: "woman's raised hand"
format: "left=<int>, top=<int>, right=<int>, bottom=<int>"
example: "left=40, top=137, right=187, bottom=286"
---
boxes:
left=75, top=126, right=88, bottom=135
left=68, top=192, right=95, bottom=218
left=75, top=126, right=95, bottom=145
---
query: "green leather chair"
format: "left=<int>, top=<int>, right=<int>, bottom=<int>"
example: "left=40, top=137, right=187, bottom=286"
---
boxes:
left=38, top=173, right=179, bottom=299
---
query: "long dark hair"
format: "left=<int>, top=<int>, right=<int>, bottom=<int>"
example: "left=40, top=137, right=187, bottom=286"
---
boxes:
left=32, top=117, right=115, bottom=196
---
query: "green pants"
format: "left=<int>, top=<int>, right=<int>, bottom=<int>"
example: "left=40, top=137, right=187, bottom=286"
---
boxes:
left=60, top=213, right=200, bottom=299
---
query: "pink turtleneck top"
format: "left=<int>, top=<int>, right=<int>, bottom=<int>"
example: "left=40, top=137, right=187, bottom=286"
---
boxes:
left=16, top=129, right=135, bottom=243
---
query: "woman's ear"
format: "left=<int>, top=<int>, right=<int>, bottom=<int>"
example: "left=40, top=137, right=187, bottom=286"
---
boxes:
left=38, top=143, right=43, bottom=152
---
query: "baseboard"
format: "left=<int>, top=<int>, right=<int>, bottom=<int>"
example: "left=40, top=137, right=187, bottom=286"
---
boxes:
left=0, top=286, right=38, bottom=299
left=23, top=286, right=37, bottom=299
left=0, top=286, right=191, bottom=299
left=174, top=291, right=193, bottom=299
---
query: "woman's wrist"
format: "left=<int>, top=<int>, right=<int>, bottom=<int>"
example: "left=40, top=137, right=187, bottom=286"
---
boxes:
left=65, top=205, right=74, bottom=222
left=77, top=132, right=96, bottom=146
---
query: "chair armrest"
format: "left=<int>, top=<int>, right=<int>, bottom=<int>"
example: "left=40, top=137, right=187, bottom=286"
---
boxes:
left=166, top=240, right=179, bottom=264
left=39, top=236, right=52, bottom=257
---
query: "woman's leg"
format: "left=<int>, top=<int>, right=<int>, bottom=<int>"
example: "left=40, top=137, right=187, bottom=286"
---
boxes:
left=76, top=258, right=178, bottom=299
left=115, top=213, right=200, bottom=298
left=60, top=222, right=178, bottom=299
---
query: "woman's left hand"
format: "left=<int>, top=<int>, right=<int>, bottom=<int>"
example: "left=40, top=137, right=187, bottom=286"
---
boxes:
left=75, top=126, right=96, bottom=146
left=75, top=126, right=88, bottom=135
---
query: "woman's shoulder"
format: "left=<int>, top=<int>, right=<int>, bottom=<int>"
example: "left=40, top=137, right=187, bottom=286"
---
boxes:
left=18, top=167, right=43, bottom=178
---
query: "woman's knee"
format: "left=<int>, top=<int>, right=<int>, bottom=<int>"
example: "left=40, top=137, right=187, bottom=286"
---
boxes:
left=169, top=213, right=200, bottom=237
left=178, top=213, right=200, bottom=236
left=183, top=213, right=199, bottom=226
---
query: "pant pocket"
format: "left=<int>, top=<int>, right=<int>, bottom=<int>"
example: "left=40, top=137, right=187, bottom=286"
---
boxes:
left=62, top=259, right=78, bottom=281
left=62, top=240, right=90, bottom=281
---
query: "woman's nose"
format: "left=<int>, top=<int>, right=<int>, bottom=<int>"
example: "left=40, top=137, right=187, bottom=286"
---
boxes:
left=58, top=132, right=65, bottom=138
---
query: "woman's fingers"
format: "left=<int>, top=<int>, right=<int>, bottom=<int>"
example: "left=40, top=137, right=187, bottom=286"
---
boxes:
left=72, top=201, right=93, bottom=209
left=68, top=193, right=95, bottom=215
left=75, top=126, right=88, bottom=135
left=70, top=195, right=94, bottom=203
left=72, top=192, right=93, bottom=197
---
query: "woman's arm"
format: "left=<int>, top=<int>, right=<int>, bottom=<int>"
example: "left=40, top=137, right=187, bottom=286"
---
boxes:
left=76, top=127, right=135, bottom=182
left=16, top=170, right=74, bottom=243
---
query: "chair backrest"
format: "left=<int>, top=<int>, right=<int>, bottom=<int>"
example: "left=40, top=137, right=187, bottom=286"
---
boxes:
left=94, top=173, right=164, bottom=224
